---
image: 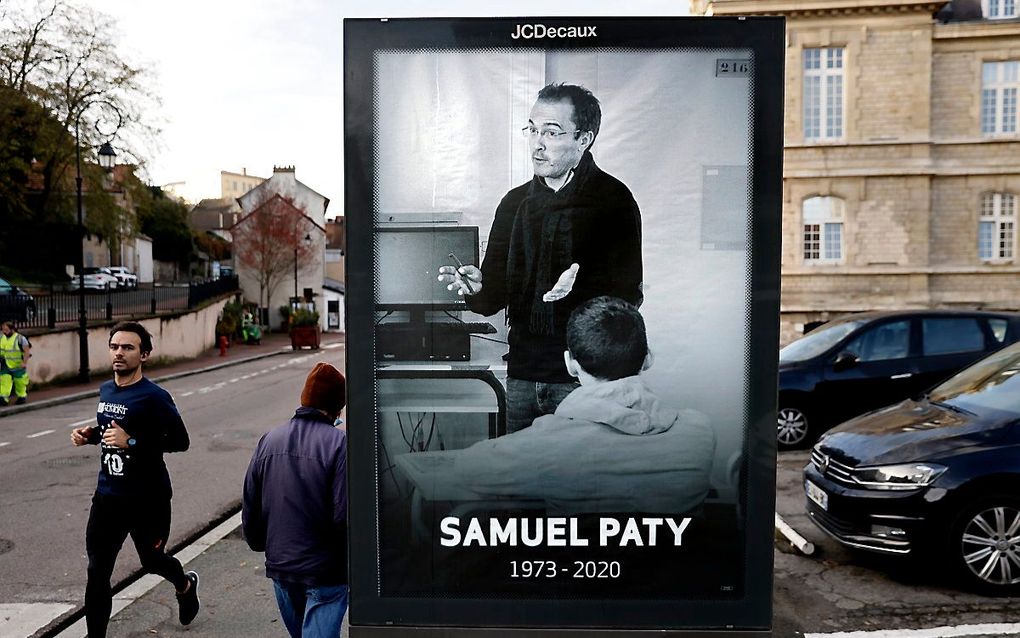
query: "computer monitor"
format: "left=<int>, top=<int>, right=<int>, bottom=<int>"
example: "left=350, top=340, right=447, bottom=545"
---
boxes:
left=374, top=225, right=479, bottom=312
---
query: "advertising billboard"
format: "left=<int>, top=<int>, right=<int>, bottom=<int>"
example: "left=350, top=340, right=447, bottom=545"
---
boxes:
left=345, top=16, right=784, bottom=635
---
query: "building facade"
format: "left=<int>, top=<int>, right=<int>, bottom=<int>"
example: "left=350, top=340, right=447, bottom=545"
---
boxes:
left=220, top=168, right=266, bottom=201
left=694, top=0, right=1020, bottom=343
left=233, top=166, right=331, bottom=331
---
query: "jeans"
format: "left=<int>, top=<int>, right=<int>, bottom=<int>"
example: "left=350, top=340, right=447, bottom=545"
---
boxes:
left=505, top=376, right=580, bottom=434
left=273, top=580, right=349, bottom=638
left=85, top=492, right=188, bottom=637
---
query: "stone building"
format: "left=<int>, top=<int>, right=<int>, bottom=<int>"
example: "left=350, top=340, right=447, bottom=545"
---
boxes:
left=694, top=0, right=1020, bottom=343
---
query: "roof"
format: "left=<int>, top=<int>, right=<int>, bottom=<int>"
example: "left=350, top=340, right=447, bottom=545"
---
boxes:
left=229, top=193, right=325, bottom=232
left=323, top=277, right=345, bottom=294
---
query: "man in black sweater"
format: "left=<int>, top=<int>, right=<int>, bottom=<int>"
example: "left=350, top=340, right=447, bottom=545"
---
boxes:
left=70, top=321, right=199, bottom=636
left=439, top=83, right=644, bottom=433
left=242, top=362, right=348, bottom=638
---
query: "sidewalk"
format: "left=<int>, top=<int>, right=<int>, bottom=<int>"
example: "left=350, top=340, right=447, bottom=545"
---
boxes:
left=52, top=514, right=351, bottom=638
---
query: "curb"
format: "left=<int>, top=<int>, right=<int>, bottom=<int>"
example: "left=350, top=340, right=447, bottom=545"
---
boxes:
left=0, top=347, right=292, bottom=419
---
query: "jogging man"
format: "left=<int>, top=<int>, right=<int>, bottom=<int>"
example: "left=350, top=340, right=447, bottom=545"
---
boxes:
left=70, top=321, right=199, bottom=636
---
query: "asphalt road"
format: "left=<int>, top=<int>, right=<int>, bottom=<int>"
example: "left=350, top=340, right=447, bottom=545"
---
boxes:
left=0, top=344, right=345, bottom=610
left=773, top=450, right=1019, bottom=635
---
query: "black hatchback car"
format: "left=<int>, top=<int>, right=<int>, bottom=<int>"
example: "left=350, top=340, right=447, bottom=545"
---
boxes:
left=777, top=310, right=1020, bottom=449
left=804, top=342, right=1020, bottom=594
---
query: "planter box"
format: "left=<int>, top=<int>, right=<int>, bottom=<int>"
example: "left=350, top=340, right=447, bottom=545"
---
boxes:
left=290, top=325, right=321, bottom=350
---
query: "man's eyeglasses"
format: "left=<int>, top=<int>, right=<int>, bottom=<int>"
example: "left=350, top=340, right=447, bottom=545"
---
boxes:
left=521, top=126, right=580, bottom=141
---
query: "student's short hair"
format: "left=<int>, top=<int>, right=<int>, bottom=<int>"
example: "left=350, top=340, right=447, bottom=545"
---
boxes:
left=566, top=296, right=648, bottom=381
left=109, top=321, right=153, bottom=355
left=536, top=83, right=601, bottom=148
left=1, top=321, right=13, bottom=330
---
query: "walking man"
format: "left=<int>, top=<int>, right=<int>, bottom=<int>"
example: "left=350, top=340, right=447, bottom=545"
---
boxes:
left=243, top=362, right=349, bottom=637
left=70, top=321, right=199, bottom=636
left=0, top=321, right=31, bottom=405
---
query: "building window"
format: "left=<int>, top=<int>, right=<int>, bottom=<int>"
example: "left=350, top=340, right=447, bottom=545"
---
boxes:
left=803, top=47, right=844, bottom=141
left=982, top=61, right=1019, bottom=135
left=978, top=192, right=1016, bottom=261
left=803, top=196, right=845, bottom=263
left=984, top=0, right=1019, bottom=19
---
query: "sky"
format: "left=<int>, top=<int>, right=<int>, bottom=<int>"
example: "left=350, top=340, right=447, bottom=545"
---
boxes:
left=78, top=1, right=691, bottom=214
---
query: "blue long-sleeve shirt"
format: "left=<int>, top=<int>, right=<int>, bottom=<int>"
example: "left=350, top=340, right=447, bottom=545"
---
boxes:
left=242, top=407, right=348, bottom=586
left=90, top=377, right=190, bottom=498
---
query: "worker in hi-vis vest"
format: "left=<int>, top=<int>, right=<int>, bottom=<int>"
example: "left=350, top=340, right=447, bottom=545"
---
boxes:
left=1, top=321, right=31, bottom=406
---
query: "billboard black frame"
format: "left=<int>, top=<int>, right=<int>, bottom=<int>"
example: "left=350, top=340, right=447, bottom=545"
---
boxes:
left=345, top=15, right=784, bottom=635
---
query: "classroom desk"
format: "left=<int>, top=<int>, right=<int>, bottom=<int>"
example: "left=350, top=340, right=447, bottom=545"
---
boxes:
left=376, top=364, right=507, bottom=439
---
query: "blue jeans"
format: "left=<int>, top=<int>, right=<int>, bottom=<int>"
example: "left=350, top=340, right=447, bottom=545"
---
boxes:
left=272, top=580, right=348, bottom=638
left=505, top=377, right=580, bottom=434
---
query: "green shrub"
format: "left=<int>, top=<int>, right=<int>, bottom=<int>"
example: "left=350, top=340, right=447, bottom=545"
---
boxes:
left=290, top=308, right=320, bottom=327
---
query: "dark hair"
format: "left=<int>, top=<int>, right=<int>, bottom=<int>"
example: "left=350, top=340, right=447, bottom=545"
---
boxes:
left=1, top=321, right=12, bottom=330
left=566, top=296, right=647, bottom=381
left=536, top=83, right=601, bottom=148
left=109, top=321, right=153, bottom=355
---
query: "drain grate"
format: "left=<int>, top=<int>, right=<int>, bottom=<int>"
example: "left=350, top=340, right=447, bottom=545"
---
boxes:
left=0, top=539, right=13, bottom=555
left=43, top=455, right=95, bottom=468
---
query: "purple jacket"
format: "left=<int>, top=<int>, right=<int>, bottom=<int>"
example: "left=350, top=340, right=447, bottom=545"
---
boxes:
left=242, top=407, right=348, bottom=586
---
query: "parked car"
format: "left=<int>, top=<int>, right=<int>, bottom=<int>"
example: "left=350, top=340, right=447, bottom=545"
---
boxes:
left=106, top=266, right=138, bottom=288
left=0, top=278, right=36, bottom=322
left=70, top=267, right=119, bottom=291
left=777, top=310, right=1020, bottom=449
left=804, top=341, right=1020, bottom=594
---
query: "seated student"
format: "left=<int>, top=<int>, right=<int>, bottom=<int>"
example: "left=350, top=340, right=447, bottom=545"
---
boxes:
left=432, top=295, right=716, bottom=515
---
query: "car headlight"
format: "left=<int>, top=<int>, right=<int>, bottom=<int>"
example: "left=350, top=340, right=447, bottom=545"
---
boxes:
left=851, top=463, right=947, bottom=490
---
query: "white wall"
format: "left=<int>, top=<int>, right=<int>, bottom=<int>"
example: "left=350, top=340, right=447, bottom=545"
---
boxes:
left=27, top=298, right=230, bottom=384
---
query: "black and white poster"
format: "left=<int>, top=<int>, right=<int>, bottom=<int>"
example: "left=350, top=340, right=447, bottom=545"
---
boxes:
left=345, top=17, right=784, bottom=635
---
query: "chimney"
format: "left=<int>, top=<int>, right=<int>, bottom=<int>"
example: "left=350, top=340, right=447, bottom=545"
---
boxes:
left=273, top=165, right=296, bottom=173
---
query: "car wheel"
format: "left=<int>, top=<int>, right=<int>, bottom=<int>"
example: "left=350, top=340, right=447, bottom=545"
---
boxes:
left=950, top=496, right=1020, bottom=595
left=777, top=406, right=811, bottom=449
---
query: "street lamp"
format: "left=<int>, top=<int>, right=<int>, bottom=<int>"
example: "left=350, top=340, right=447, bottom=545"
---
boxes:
left=74, top=103, right=121, bottom=383
left=293, top=232, right=313, bottom=306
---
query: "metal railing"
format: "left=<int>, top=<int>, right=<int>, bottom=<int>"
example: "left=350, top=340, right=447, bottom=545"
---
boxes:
left=0, top=276, right=239, bottom=332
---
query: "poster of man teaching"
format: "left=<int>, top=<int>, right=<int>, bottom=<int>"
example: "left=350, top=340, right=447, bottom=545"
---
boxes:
left=344, top=16, right=784, bottom=634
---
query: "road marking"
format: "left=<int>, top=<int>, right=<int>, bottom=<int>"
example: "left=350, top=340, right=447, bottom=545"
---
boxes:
left=67, top=418, right=93, bottom=428
left=806, top=623, right=1020, bottom=638
left=0, top=603, right=74, bottom=638
left=0, top=442, right=10, bottom=448
left=229, top=377, right=239, bottom=383
left=27, top=430, right=55, bottom=438
left=180, top=391, right=194, bottom=397
left=57, top=512, right=243, bottom=638
left=323, top=342, right=343, bottom=349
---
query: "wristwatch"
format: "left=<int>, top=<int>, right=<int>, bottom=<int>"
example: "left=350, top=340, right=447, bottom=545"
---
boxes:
left=127, top=437, right=137, bottom=448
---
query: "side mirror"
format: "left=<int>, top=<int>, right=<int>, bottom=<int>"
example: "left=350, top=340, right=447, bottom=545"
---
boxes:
left=833, top=351, right=859, bottom=371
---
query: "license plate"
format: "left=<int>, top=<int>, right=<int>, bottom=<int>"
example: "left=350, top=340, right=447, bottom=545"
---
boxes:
left=805, top=480, right=828, bottom=511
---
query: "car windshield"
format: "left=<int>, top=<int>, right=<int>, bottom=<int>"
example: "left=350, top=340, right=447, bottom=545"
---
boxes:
left=83, top=268, right=101, bottom=274
left=0, top=278, right=11, bottom=293
left=779, top=319, right=868, bottom=363
left=928, top=345, right=1020, bottom=415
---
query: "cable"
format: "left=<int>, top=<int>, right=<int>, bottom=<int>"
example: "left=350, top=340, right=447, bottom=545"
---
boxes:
left=397, top=413, right=414, bottom=451
left=424, top=412, right=436, bottom=450
left=375, top=310, right=394, bottom=325
left=470, top=334, right=508, bottom=345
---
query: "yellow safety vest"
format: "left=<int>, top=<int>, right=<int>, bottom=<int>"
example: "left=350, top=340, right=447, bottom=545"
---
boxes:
left=0, top=332, right=26, bottom=370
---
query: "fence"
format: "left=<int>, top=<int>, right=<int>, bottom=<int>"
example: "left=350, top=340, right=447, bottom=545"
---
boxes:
left=0, top=276, right=239, bottom=332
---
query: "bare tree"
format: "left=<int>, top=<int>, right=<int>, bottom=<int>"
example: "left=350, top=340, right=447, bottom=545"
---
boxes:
left=0, top=0, right=161, bottom=225
left=232, top=191, right=319, bottom=322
